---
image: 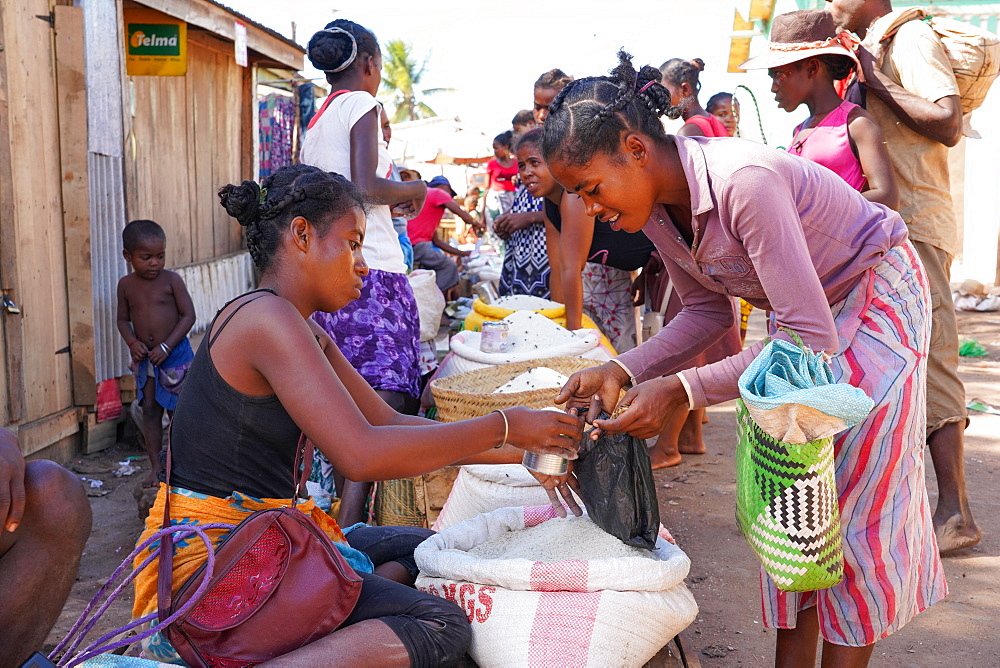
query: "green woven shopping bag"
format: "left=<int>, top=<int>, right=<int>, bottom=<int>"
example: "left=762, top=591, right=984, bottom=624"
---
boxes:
left=735, top=400, right=844, bottom=591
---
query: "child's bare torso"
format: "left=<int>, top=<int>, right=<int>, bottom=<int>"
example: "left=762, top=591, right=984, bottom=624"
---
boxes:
left=121, top=271, right=183, bottom=347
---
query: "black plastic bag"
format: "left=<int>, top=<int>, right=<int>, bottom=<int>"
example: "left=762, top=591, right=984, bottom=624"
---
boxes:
left=574, top=414, right=660, bottom=550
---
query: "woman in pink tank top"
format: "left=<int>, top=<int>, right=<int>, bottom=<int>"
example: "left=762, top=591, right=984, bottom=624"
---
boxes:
left=659, top=57, right=730, bottom=138
left=741, top=9, right=898, bottom=209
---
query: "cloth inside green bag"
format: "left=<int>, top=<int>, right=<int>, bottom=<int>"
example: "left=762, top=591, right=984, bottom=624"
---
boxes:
left=737, top=329, right=873, bottom=444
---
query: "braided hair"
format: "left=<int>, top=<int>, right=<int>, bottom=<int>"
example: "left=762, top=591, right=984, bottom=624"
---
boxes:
left=307, top=20, right=379, bottom=79
left=541, top=50, right=679, bottom=168
left=659, top=57, right=705, bottom=93
left=219, top=165, right=366, bottom=271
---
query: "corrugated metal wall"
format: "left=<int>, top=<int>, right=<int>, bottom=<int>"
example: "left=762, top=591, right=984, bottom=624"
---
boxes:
left=173, top=252, right=255, bottom=335
left=82, top=0, right=130, bottom=382
left=88, top=154, right=130, bottom=382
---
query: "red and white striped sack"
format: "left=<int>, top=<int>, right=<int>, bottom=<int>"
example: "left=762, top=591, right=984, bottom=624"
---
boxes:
left=432, top=465, right=557, bottom=531
left=415, top=505, right=698, bottom=668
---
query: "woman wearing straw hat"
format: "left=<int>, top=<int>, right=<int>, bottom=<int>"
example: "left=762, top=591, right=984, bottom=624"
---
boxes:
left=741, top=9, right=899, bottom=210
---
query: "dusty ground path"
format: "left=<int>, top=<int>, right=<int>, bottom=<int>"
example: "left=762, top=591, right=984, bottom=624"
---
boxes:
left=660, top=309, right=1000, bottom=667
left=44, top=311, right=999, bottom=665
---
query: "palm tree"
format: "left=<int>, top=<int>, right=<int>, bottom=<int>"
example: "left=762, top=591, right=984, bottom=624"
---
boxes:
left=380, top=39, right=452, bottom=122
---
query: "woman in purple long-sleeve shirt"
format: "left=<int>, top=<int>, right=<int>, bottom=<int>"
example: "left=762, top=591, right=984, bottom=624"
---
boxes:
left=545, top=51, right=946, bottom=667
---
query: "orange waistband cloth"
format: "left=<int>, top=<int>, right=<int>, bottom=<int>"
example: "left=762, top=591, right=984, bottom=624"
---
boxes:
left=132, top=483, right=346, bottom=619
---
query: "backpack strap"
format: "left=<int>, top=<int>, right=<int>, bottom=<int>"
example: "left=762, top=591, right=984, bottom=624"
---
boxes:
left=864, top=7, right=925, bottom=46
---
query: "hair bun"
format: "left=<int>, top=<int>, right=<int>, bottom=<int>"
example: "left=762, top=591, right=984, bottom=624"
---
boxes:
left=307, top=28, right=356, bottom=72
left=691, top=58, right=705, bottom=72
left=218, top=180, right=261, bottom=226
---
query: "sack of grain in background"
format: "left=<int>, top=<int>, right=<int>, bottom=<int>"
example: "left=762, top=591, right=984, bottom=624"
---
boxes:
left=416, top=506, right=698, bottom=668
left=432, top=465, right=556, bottom=530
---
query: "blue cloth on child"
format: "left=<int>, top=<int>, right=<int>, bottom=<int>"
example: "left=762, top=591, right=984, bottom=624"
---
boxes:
left=134, top=337, right=195, bottom=412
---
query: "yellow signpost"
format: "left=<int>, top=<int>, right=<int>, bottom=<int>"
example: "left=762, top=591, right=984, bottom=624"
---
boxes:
left=123, top=8, right=187, bottom=76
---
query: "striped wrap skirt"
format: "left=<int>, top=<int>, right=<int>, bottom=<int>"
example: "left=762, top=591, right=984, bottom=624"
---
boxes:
left=582, top=262, right=638, bottom=354
left=762, top=243, right=948, bottom=646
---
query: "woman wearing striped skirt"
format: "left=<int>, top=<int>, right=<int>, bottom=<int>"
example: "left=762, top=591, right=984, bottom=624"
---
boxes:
left=548, top=52, right=946, bottom=666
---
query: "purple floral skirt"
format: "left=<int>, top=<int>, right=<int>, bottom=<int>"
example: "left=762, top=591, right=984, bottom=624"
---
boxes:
left=312, top=269, right=422, bottom=398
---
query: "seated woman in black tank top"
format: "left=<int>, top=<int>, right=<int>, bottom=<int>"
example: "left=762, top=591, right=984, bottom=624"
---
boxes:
left=517, top=129, right=652, bottom=354
left=132, top=164, right=583, bottom=667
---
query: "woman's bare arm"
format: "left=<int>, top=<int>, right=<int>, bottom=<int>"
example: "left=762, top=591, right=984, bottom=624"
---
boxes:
left=544, top=214, right=564, bottom=304
left=558, top=193, right=594, bottom=331
left=307, top=321, right=524, bottom=465
left=677, top=121, right=705, bottom=138
left=224, top=299, right=580, bottom=481
left=349, top=109, right=426, bottom=206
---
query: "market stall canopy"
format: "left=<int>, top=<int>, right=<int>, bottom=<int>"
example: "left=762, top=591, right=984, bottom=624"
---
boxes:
left=388, top=116, right=494, bottom=165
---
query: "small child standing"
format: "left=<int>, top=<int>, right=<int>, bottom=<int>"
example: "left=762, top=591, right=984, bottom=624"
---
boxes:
left=116, top=220, right=196, bottom=486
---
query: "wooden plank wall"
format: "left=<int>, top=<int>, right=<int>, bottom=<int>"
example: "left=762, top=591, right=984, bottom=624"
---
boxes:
left=0, top=0, right=73, bottom=422
left=0, top=2, right=20, bottom=424
left=127, top=32, right=246, bottom=266
left=0, top=0, right=75, bottom=432
left=55, top=5, right=97, bottom=406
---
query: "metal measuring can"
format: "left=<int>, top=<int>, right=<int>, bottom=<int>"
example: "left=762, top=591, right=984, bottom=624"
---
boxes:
left=521, top=407, right=574, bottom=475
left=522, top=450, right=570, bottom=476
left=479, top=320, right=509, bottom=353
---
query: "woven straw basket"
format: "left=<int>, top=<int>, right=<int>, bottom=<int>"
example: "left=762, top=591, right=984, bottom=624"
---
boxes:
left=430, top=357, right=602, bottom=423
left=374, top=468, right=460, bottom=528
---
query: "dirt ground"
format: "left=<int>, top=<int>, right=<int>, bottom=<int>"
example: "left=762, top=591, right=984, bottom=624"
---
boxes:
left=45, top=310, right=1000, bottom=665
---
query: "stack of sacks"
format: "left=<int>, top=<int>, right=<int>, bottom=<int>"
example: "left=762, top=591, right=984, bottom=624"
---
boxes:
left=416, top=507, right=698, bottom=667
left=407, top=269, right=446, bottom=343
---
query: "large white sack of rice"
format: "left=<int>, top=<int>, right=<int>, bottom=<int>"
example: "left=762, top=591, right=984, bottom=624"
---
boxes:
left=451, top=311, right=602, bottom=364
left=437, top=311, right=611, bottom=378
left=432, top=465, right=554, bottom=531
left=490, top=295, right=563, bottom=311
left=416, top=506, right=698, bottom=668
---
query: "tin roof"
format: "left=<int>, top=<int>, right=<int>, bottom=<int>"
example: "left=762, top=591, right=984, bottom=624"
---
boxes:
left=204, top=0, right=305, bottom=54
left=136, top=0, right=304, bottom=70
